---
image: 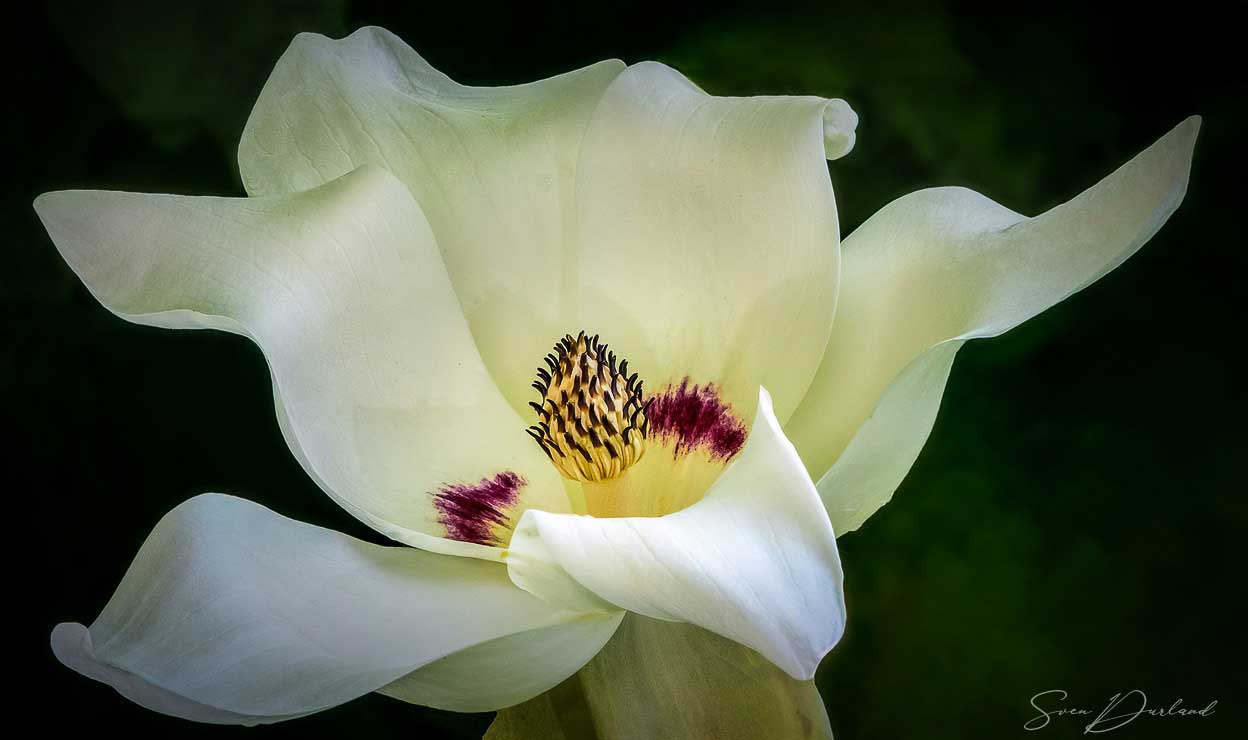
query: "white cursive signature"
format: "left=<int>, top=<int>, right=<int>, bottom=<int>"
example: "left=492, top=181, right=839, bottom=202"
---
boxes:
left=1025, top=689, right=1217, bottom=733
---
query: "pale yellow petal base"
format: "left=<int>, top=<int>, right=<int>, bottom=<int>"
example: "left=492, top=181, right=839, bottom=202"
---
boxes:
left=486, top=615, right=832, bottom=740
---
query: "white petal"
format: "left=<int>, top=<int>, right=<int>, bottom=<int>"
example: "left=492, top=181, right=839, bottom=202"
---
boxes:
left=52, top=623, right=310, bottom=725
left=238, top=27, right=625, bottom=415
left=816, top=341, right=962, bottom=534
left=785, top=117, right=1201, bottom=532
left=574, top=62, right=852, bottom=425
left=51, top=494, right=611, bottom=724
left=506, top=389, right=845, bottom=680
left=504, top=521, right=621, bottom=615
left=378, top=612, right=623, bottom=712
left=34, top=165, right=569, bottom=555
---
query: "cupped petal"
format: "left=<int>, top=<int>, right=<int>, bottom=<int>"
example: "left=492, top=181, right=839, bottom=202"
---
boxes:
left=785, top=116, right=1201, bottom=533
left=506, top=388, right=845, bottom=680
left=34, top=165, right=569, bottom=556
left=238, top=27, right=625, bottom=414
left=574, top=61, right=853, bottom=428
left=51, top=494, right=617, bottom=724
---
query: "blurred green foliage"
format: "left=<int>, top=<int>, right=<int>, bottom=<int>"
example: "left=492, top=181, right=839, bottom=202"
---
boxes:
left=9, top=0, right=1242, bottom=737
left=44, top=0, right=347, bottom=153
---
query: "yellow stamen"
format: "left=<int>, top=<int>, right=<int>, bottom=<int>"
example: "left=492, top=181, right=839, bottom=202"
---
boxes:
left=526, top=332, right=650, bottom=482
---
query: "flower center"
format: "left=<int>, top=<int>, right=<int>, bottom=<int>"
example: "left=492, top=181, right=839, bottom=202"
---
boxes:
left=526, top=332, right=650, bottom=482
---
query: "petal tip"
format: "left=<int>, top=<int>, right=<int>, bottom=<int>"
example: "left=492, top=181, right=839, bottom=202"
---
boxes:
left=32, top=190, right=85, bottom=243
left=32, top=190, right=70, bottom=221
left=782, top=618, right=846, bottom=681
left=1170, top=115, right=1202, bottom=156
left=1158, top=115, right=1201, bottom=168
left=50, top=621, right=94, bottom=674
left=751, top=386, right=791, bottom=445
left=755, top=384, right=774, bottom=406
left=822, top=98, right=858, bottom=160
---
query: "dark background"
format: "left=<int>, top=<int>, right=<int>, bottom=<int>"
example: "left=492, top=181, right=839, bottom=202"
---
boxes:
left=7, top=0, right=1245, bottom=737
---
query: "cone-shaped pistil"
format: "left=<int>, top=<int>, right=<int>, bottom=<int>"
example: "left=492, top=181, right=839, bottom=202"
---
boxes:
left=526, top=332, right=650, bottom=482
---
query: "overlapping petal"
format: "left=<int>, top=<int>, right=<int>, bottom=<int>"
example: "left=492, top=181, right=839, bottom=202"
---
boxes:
left=238, top=27, right=626, bottom=414
left=51, top=494, right=620, bottom=724
left=506, top=389, right=845, bottom=680
left=34, top=165, right=570, bottom=557
left=785, top=117, right=1201, bottom=533
left=378, top=613, right=622, bottom=713
left=575, top=62, right=855, bottom=427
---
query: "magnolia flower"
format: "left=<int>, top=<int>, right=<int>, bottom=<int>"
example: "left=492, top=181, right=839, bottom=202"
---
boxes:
left=38, top=26, right=1198, bottom=739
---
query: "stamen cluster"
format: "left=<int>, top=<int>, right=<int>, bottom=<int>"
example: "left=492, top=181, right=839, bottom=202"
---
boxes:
left=526, top=332, right=650, bottom=482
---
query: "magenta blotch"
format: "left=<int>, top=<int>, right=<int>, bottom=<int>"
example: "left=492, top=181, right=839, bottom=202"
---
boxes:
left=647, top=378, right=748, bottom=461
left=433, top=471, right=525, bottom=546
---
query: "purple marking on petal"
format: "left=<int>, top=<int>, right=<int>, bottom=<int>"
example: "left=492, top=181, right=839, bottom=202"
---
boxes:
left=647, top=378, right=748, bottom=462
left=433, top=472, right=526, bottom=546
